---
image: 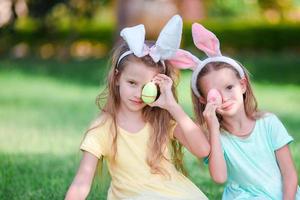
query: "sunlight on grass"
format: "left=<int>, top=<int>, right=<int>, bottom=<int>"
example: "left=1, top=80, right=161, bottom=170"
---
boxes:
left=1, top=63, right=299, bottom=200
left=255, top=83, right=300, bottom=117
left=0, top=70, right=102, bottom=155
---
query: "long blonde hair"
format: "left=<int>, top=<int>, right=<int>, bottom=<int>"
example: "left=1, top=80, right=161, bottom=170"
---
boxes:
left=192, top=62, right=264, bottom=131
left=93, top=41, right=185, bottom=175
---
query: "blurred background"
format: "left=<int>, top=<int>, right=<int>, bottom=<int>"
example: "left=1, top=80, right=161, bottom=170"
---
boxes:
left=1, top=0, right=300, bottom=59
left=1, top=0, right=300, bottom=199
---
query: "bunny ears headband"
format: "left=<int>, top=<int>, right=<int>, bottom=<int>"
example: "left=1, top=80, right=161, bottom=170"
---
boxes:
left=117, top=15, right=183, bottom=67
left=117, top=17, right=245, bottom=98
left=170, top=23, right=245, bottom=98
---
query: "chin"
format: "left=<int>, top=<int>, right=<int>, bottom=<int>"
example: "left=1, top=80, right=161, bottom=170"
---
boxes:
left=131, top=105, right=146, bottom=111
left=222, top=108, right=238, bottom=117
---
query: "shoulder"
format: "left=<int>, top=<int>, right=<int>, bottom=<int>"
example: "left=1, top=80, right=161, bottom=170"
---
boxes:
left=257, top=112, right=282, bottom=126
left=80, top=113, right=113, bottom=157
left=86, top=112, right=113, bottom=136
left=253, top=112, right=284, bottom=137
left=257, top=113, right=293, bottom=149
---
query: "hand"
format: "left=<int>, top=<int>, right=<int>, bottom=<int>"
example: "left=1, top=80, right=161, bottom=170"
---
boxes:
left=148, top=74, right=177, bottom=110
left=203, top=102, right=220, bottom=132
left=207, top=89, right=222, bottom=105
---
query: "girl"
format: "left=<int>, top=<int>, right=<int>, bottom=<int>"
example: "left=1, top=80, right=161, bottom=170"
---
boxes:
left=170, top=23, right=300, bottom=199
left=65, top=16, right=210, bottom=200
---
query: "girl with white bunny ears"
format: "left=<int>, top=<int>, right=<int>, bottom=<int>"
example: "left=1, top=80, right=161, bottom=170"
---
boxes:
left=65, top=15, right=210, bottom=200
left=171, top=23, right=300, bottom=200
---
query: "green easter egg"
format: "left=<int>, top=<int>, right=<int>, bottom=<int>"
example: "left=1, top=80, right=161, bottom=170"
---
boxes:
left=142, top=82, right=157, bottom=104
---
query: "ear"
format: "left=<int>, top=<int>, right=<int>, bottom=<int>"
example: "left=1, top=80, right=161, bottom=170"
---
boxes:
left=198, top=96, right=206, bottom=104
left=240, top=78, right=247, bottom=94
left=192, top=23, right=221, bottom=57
left=115, top=69, right=120, bottom=86
left=169, top=49, right=200, bottom=70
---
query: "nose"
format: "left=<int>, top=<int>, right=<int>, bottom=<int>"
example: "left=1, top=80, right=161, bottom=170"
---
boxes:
left=220, top=91, right=229, bottom=102
left=135, top=87, right=142, bottom=99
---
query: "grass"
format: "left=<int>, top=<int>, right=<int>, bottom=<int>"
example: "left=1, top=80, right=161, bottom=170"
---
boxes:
left=0, top=53, right=300, bottom=199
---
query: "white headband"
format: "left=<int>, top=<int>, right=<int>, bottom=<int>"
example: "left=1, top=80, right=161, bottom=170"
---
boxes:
left=168, top=23, right=245, bottom=98
left=191, top=56, right=244, bottom=97
left=117, top=15, right=183, bottom=67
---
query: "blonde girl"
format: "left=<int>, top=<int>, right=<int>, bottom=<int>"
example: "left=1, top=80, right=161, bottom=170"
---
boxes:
left=65, top=16, right=210, bottom=200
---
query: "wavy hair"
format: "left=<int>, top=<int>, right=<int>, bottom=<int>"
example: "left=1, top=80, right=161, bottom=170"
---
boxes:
left=90, top=41, right=185, bottom=176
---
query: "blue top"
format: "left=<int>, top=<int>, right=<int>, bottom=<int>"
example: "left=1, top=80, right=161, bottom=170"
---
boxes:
left=218, top=114, right=300, bottom=200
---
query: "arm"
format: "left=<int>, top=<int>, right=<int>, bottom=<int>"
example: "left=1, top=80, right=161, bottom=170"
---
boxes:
left=169, top=104, right=210, bottom=158
left=151, top=74, right=210, bottom=158
left=65, top=151, right=99, bottom=200
left=207, top=127, right=227, bottom=184
left=275, top=145, right=298, bottom=200
left=204, top=102, right=227, bottom=184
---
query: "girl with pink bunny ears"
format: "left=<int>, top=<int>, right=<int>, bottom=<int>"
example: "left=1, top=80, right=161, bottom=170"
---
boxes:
left=171, top=23, right=300, bottom=199
left=65, top=15, right=210, bottom=200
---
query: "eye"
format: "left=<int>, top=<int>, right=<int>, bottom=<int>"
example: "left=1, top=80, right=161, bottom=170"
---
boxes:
left=128, top=80, right=136, bottom=86
left=226, top=85, right=233, bottom=90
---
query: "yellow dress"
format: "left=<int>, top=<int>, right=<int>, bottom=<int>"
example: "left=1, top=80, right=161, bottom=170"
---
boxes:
left=80, top=117, right=208, bottom=200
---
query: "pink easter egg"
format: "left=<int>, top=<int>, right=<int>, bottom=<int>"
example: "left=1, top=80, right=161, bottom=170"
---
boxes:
left=207, top=89, right=222, bottom=105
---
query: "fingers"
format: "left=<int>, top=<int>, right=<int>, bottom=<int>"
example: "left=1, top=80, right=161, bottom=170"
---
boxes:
left=204, top=102, right=217, bottom=116
left=147, top=74, right=176, bottom=109
left=152, top=74, right=173, bottom=89
left=203, top=102, right=220, bottom=130
left=203, top=102, right=219, bottom=121
left=216, top=102, right=230, bottom=115
left=216, top=107, right=224, bottom=115
left=153, top=73, right=170, bottom=80
left=148, top=101, right=157, bottom=107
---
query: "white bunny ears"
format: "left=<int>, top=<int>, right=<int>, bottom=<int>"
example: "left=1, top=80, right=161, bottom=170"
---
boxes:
left=169, top=23, right=245, bottom=97
left=117, top=15, right=183, bottom=67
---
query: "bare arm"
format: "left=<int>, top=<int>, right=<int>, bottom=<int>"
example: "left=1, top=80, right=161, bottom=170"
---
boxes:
left=151, top=74, right=210, bottom=158
left=170, top=104, right=210, bottom=158
left=65, top=151, right=99, bottom=200
left=207, top=127, right=227, bottom=184
left=204, top=102, right=227, bottom=184
left=276, top=145, right=298, bottom=200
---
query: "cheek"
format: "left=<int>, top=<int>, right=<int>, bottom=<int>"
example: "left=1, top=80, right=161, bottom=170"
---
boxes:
left=235, top=89, right=245, bottom=101
left=118, top=86, right=125, bottom=98
left=118, top=81, right=124, bottom=90
left=118, top=83, right=129, bottom=96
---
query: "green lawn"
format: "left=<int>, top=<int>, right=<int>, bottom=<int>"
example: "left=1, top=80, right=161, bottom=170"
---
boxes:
left=0, top=54, right=299, bottom=199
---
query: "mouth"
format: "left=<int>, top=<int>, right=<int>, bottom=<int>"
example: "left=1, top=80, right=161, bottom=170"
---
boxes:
left=221, top=102, right=234, bottom=111
left=130, top=99, right=143, bottom=105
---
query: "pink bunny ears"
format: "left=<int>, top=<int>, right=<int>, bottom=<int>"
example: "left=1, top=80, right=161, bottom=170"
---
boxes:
left=192, top=23, right=221, bottom=57
left=170, top=23, right=245, bottom=97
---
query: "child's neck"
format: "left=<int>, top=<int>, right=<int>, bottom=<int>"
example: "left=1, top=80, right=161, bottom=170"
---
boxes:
left=116, top=108, right=146, bottom=133
left=221, top=109, right=255, bottom=137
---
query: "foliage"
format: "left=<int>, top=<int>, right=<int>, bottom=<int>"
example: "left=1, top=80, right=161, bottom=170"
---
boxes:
left=182, top=20, right=300, bottom=52
left=1, top=0, right=300, bottom=58
left=2, top=19, right=300, bottom=59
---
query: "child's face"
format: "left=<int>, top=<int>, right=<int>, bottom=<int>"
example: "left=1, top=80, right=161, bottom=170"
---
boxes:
left=117, top=61, right=159, bottom=113
left=199, top=68, right=247, bottom=117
